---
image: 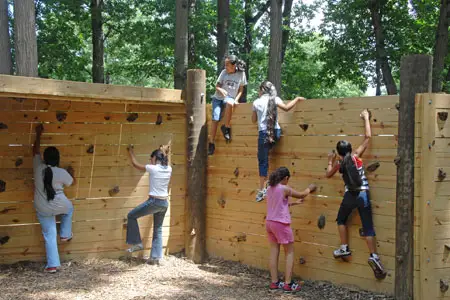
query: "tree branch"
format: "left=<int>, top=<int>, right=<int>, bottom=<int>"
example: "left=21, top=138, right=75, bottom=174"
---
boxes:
left=250, top=0, right=270, bottom=24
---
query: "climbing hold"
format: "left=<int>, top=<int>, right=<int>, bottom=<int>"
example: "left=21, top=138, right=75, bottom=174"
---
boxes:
left=127, top=113, right=139, bottom=122
left=366, top=161, right=380, bottom=173
left=0, top=123, right=7, bottom=129
left=104, top=115, right=111, bottom=121
left=394, top=156, right=401, bottom=166
left=395, top=103, right=400, bottom=111
left=15, top=158, right=23, bottom=167
left=438, top=168, right=447, bottom=181
left=299, top=123, right=309, bottom=131
left=317, top=214, right=326, bottom=230
left=0, top=235, right=10, bottom=245
left=86, top=145, right=94, bottom=154
left=235, top=233, right=247, bottom=242
left=299, top=257, right=306, bottom=265
left=217, top=196, right=226, bottom=208
left=0, top=180, right=5, bottom=192
left=56, top=112, right=67, bottom=122
left=441, top=279, right=449, bottom=293
left=438, top=112, right=448, bottom=121
left=234, top=168, right=239, bottom=177
left=156, top=113, right=163, bottom=125
left=359, top=228, right=365, bottom=237
left=444, top=244, right=450, bottom=251
left=108, top=185, right=120, bottom=196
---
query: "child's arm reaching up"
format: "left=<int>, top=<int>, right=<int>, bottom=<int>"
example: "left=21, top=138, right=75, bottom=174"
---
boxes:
left=277, top=96, right=306, bottom=112
left=354, top=109, right=372, bottom=158
left=325, top=151, right=340, bottom=178
left=286, top=184, right=316, bottom=206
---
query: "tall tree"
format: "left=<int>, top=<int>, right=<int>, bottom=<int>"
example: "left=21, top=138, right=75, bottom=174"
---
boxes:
left=188, top=0, right=196, bottom=68
left=368, top=0, right=397, bottom=95
left=217, top=0, right=229, bottom=75
left=14, top=0, right=38, bottom=77
left=268, top=0, right=282, bottom=91
left=281, top=0, right=293, bottom=63
left=175, top=0, right=188, bottom=89
left=0, top=0, right=12, bottom=74
left=432, top=0, right=449, bottom=92
left=91, top=0, right=104, bottom=83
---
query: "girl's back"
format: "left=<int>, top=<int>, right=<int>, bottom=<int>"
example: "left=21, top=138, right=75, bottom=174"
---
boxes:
left=266, top=184, right=290, bottom=224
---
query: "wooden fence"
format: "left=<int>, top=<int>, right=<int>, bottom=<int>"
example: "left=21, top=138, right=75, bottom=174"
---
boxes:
left=0, top=75, right=186, bottom=263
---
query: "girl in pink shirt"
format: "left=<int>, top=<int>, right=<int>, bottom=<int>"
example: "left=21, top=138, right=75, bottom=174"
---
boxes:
left=265, top=167, right=316, bottom=293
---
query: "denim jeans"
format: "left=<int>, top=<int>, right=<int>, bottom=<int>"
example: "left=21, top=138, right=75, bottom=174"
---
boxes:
left=36, top=206, right=74, bottom=268
left=211, top=96, right=235, bottom=121
left=126, top=197, right=168, bottom=259
left=257, top=129, right=282, bottom=177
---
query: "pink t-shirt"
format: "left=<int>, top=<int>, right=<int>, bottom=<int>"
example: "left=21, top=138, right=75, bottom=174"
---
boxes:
left=266, top=184, right=291, bottom=224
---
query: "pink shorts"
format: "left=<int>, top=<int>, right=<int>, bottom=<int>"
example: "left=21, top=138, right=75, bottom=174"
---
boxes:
left=266, top=220, right=294, bottom=244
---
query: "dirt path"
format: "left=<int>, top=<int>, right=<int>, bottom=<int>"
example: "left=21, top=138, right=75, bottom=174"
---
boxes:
left=0, top=255, right=394, bottom=300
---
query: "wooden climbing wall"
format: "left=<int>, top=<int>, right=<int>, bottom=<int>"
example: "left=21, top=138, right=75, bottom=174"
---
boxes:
left=0, top=75, right=186, bottom=263
left=206, top=95, right=424, bottom=295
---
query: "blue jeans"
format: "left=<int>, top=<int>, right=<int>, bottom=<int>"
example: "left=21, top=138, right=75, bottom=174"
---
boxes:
left=257, top=129, right=282, bottom=177
left=37, top=206, right=74, bottom=268
left=126, top=197, right=168, bottom=259
left=211, top=96, right=234, bottom=121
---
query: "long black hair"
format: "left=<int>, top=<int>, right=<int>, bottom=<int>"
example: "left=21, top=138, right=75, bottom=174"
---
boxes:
left=226, top=55, right=246, bottom=72
left=268, top=167, right=290, bottom=187
left=336, top=140, right=353, bottom=171
left=43, top=147, right=60, bottom=201
left=151, top=144, right=170, bottom=166
left=259, top=81, right=278, bottom=144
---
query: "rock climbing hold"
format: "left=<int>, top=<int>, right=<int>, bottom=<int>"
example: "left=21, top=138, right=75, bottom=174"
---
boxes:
left=156, top=113, right=163, bottom=125
left=0, top=235, right=10, bottom=245
left=0, top=123, right=7, bottom=129
left=0, top=180, right=5, bottom=192
left=234, top=168, right=239, bottom=177
left=127, top=113, right=139, bottom=122
left=86, top=145, right=94, bottom=154
left=108, top=185, right=120, bottom=196
left=441, top=279, right=449, bottom=293
left=438, top=112, right=448, bottom=121
left=317, top=214, right=326, bottom=230
left=299, top=257, right=306, bottom=265
left=217, top=196, right=226, bottom=208
left=395, top=103, right=400, bottom=111
left=366, top=161, right=380, bottom=173
left=56, top=112, right=67, bottom=122
left=15, top=158, right=23, bottom=167
left=299, top=123, right=309, bottom=131
left=235, top=233, right=247, bottom=242
left=394, top=156, right=401, bottom=166
left=104, top=115, right=111, bottom=121
left=438, top=168, right=447, bottom=181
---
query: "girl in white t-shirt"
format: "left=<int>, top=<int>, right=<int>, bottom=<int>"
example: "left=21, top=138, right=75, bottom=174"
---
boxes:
left=126, top=144, right=172, bottom=265
left=252, top=81, right=306, bottom=202
left=32, top=124, right=76, bottom=273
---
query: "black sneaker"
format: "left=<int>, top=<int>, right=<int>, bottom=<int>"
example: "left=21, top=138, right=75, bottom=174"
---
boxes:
left=368, top=255, right=387, bottom=280
left=208, top=143, right=215, bottom=156
left=221, top=125, right=231, bottom=141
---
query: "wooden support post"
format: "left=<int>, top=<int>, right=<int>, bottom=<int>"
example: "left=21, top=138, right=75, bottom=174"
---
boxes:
left=185, top=69, right=207, bottom=263
left=396, top=55, right=432, bottom=300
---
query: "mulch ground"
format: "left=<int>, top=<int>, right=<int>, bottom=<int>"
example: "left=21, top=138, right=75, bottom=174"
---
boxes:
left=0, top=254, right=394, bottom=300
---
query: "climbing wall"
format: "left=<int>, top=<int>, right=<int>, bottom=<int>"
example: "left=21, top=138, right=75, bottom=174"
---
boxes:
left=206, top=95, right=423, bottom=295
left=0, top=76, right=186, bottom=263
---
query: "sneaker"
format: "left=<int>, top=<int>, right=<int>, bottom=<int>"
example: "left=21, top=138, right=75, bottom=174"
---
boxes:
left=44, top=267, right=57, bottom=273
left=283, top=281, right=301, bottom=293
left=269, top=280, right=284, bottom=291
left=255, top=188, right=267, bottom=202
left=368, top=255, right=387, bottom=280
left=208, top=142, right=215, bottom=156
left=221, top=125, right=231, bottom=141
left=333, top=246, right=351, bottom=258
left=60, top=233, right=73, bottom=242
left=146, top=258, right=160, bottom=266
left=126, top=243, right=143, bottom=253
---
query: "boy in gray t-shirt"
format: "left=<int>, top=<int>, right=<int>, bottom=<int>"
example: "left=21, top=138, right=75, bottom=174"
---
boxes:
left=208, top=55, right=247, bottom=155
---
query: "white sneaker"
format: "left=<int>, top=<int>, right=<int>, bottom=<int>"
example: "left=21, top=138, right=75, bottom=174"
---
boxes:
left=126, top=243, right=143, bottom=253
left=256, top=188, right=267, bottom=202
left=333, top=246, right=351, bottom=258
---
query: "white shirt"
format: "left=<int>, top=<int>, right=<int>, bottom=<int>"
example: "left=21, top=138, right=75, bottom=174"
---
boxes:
left=33, top=154, right=73, bottom=216
left=145, top=164, right=172, bottom=198
left=213, top=69, right=247, bottom=100
left=252, top=96, right=283, bottom=131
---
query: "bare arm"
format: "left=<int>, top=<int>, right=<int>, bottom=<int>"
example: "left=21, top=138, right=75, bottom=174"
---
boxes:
left=277, top=97, right=305, bottom=112
left=325, top=151, right=340, bottom=178
left=127, top=146, right=146, bottom=171
left=354, top=109, right=371, bottom=158
left=66, top=166, right=77, bottom=186
left=234, top=85, right=245, bottom=104
left=286, top=184, right=316, bottom=206
left=33, top=124, right=43, bottom=155
left=215, top=83, right=228, bottom=98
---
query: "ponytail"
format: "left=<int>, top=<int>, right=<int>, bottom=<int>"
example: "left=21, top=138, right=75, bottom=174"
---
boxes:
left=268, top=167, right=291, bottom=187
left=151, top=144, right=171, bottom=166
left=226, top=55, right=246, bottom=72
left=259, top=81, right=278, bottom=144
left=43, top=147, right=60, bottom=201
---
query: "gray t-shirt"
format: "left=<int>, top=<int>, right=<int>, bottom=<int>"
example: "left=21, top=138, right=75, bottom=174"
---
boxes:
left=33, top=154, right=73, bottom=216
left=213, top=69, right=247, bottom=100
left=252, top=96, right=283, bottom=131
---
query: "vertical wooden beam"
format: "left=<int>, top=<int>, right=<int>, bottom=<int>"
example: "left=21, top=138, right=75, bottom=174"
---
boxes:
left=185, top=69, right=207, bottom=263
left=396, top=55, right=432, bottom=300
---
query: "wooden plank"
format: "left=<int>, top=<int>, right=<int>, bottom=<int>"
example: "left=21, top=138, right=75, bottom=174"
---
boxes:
left=0, top=74, right=183, bottom=104
left=433, top=93, right=450, bottom=109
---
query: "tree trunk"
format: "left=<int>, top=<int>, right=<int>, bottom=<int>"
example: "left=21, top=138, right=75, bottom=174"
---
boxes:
left=188, top=0, right=196, bottom=68
left=14, top=0, right=38, bottom=77
left=444, top=65, right=450, bottom=93
left=376, top=58, right=382, bottom=96
left=91, top=0, right=104, bottom=83
left=175, top=0, right=189, bottom=89
left=432, top=0, right=449, bottom=92
left=369, top=0, right=397, bottom=95
left=0, top=0, right=12, bottom=74
left=268, top=0, right=283, bottom=92
left=281, top=0, right=293, bottom=63
left=216, top=0, right=229, bottom=76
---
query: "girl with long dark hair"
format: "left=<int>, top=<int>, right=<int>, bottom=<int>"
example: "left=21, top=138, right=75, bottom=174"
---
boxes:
left=252, top=81, right=306, bottom=202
